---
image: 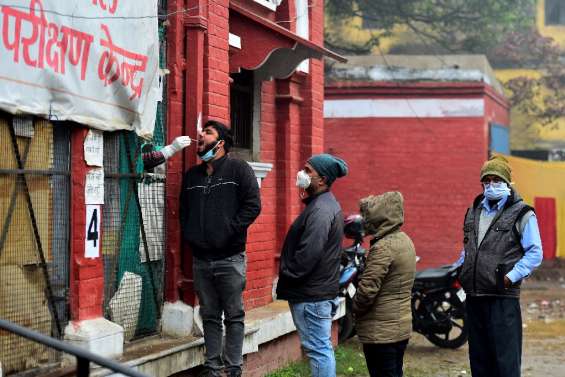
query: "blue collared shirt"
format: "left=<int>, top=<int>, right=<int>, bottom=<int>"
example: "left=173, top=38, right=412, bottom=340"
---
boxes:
left=455, top=196, right=543, bottom=283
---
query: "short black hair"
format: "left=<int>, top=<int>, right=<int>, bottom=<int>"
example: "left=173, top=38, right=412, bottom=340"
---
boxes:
left=203, top=120, right=234, bottom=152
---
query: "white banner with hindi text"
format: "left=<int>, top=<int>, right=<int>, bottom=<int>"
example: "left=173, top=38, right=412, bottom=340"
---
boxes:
left=0, top=0, right=160, bottom=138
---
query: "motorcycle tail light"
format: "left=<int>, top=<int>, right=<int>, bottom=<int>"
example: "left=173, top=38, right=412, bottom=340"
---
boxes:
left=452, top=279, right=462, bottom=289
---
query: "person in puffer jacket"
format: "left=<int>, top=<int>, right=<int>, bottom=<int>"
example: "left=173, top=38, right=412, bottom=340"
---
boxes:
left=352, top=191, right=416, bottom=377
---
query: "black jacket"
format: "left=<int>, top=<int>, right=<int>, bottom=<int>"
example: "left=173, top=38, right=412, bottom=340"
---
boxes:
left=276, top=191, right=344, bottom=302
left=180, top=155, right=261, bottom=260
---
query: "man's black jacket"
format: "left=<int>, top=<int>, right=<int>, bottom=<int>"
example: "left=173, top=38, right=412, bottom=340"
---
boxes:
left=180, top=155, right=261, bottom=260
left=276, top=191, right=344, bottom=302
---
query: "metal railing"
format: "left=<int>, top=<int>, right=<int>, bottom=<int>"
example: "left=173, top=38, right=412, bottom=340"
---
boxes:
left=0, top=319, right=149, bottom=377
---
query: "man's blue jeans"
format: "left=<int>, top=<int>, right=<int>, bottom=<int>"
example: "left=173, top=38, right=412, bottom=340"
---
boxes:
left=193, top=253, right=246, bottom=376
left=289, top=298, right=340, bottom=377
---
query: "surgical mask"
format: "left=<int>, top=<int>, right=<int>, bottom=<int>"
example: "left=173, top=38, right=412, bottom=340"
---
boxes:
left=296, top=170, right=311, bottom=189
left=483, top=181, right=511, bottom=200
left=198, top=141, right=220, bottom=162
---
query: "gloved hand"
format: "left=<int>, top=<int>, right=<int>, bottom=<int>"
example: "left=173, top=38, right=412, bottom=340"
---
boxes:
left=161, top=136, right=191, bottom=159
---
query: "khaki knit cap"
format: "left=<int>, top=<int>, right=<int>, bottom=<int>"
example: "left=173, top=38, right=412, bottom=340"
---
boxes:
left=480, top=155, right=511, bottom=184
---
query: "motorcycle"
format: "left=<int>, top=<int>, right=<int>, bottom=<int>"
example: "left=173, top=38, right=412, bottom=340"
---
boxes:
left=338, top=215, right=366, bottom=342
left=338, top=215, right=468, bottom=349
left=411, top=260, right=468, bottom=349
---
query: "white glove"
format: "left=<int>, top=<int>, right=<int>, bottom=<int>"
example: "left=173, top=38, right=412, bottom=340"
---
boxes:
left=161, top=136, right=191, bottom=159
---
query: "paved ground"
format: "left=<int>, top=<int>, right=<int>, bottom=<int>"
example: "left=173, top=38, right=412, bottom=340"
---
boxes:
left=399, top=267, right=565, bottom=377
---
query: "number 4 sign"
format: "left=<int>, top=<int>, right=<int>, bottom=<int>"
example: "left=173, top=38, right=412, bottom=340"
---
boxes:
left=85, top=205, right=101, bottom=258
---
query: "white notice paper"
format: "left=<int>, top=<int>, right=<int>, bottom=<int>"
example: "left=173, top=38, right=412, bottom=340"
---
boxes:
left=85, top=168, right=105, bottom=204
left=85, top=205, right=101, bottom=259
left=84, top=130, right=104, bottom=167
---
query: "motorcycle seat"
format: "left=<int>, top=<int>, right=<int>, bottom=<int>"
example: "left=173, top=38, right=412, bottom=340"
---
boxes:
left=415, top=265, right=457, bottom=282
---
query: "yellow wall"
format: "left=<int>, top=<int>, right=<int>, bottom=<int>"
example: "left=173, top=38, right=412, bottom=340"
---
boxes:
left=538, top=0, right=565, bottom=47
left=495, top=69, right=565, bottom=150
left=506, top=155, right=565, bottom=257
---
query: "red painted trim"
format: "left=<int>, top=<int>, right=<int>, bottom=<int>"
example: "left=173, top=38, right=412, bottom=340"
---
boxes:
left=229, top=2, right=346, bottom=63
left=231, top=0, right=278, bottom=21
left=229, top=10, right=295, bottom=73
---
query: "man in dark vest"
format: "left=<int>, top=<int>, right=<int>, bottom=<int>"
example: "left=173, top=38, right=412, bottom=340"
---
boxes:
left=455, top=155, right=543, bottom=377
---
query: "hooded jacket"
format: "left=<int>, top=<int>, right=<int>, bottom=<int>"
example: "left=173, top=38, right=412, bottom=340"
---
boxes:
left=352, top=192, right=416, bottom=344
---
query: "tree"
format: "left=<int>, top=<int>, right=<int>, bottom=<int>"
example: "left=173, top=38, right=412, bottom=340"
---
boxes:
left=498, top=30, right=565, bottom=128
left=325, top=0, right=564, bottom=130
left=325, top=0, right=536, bottom=54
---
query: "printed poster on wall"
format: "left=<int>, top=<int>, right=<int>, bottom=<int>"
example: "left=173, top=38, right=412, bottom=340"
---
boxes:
left=0, top=0, right=160, bottom=139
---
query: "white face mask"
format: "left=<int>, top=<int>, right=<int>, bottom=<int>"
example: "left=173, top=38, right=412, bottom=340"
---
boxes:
left=483, top=181, right=511, bottom=200
left=296, top=170, right=311, bottom=189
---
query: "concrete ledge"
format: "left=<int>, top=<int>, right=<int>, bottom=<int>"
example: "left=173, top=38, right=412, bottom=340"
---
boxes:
left=93, top=298, right=346, bottom=376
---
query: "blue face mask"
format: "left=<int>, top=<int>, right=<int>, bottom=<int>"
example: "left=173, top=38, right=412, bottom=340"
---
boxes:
left=483, top=181, right=511, bottom=200
left=198, top=141, right=221, bottom=162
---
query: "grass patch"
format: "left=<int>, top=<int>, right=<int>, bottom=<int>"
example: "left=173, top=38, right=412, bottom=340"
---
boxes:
left=266, top=338, right=470, bottom=377
left=266, top=339, right=438, bottom=377
left=265, top=339, right=366, bottom=377
left=335, top=339, right=367, bottom=376
left=265, top=360, right=311, bottom=377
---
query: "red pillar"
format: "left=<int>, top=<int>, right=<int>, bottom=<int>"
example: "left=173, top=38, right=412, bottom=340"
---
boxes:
left=164, top=0, right=187, bottom=306
left=274, top=78, right=304, bottom=261
left=69, top=128, right=104, bottom=321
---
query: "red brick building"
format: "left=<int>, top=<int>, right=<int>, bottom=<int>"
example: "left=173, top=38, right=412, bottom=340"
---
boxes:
left=79, top=0, right=343, bottom=375
left=325, top=55, right=510, bottom=269
left=165, top=0, right=343, bottom=311
left=0, top=1, right=344, bottom=376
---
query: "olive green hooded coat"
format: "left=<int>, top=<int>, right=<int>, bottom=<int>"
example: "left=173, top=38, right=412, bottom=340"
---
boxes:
left=352, top=192, right=416, bottom=344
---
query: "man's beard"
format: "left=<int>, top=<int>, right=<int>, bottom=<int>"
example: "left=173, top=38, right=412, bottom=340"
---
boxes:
left=197, top=141, right=218, bottom=157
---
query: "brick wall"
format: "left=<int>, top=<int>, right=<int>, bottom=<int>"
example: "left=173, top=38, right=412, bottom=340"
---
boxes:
left=165, top=0, right=328, bottom=310
left=243, top=1, right=327, bottom=310
left=326, top=115, right=489, bottom=269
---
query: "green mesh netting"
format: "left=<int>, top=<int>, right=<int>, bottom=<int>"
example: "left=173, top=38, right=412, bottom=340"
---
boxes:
left=111, top=18, right=167, bottom=337
left=116, top=133, right=158, bottom=335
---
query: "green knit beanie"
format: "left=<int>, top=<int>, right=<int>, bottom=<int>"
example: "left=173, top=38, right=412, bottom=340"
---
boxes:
left=307, top=154, right=348, bottom=186
left=480, top=155, right=511, bottom=184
